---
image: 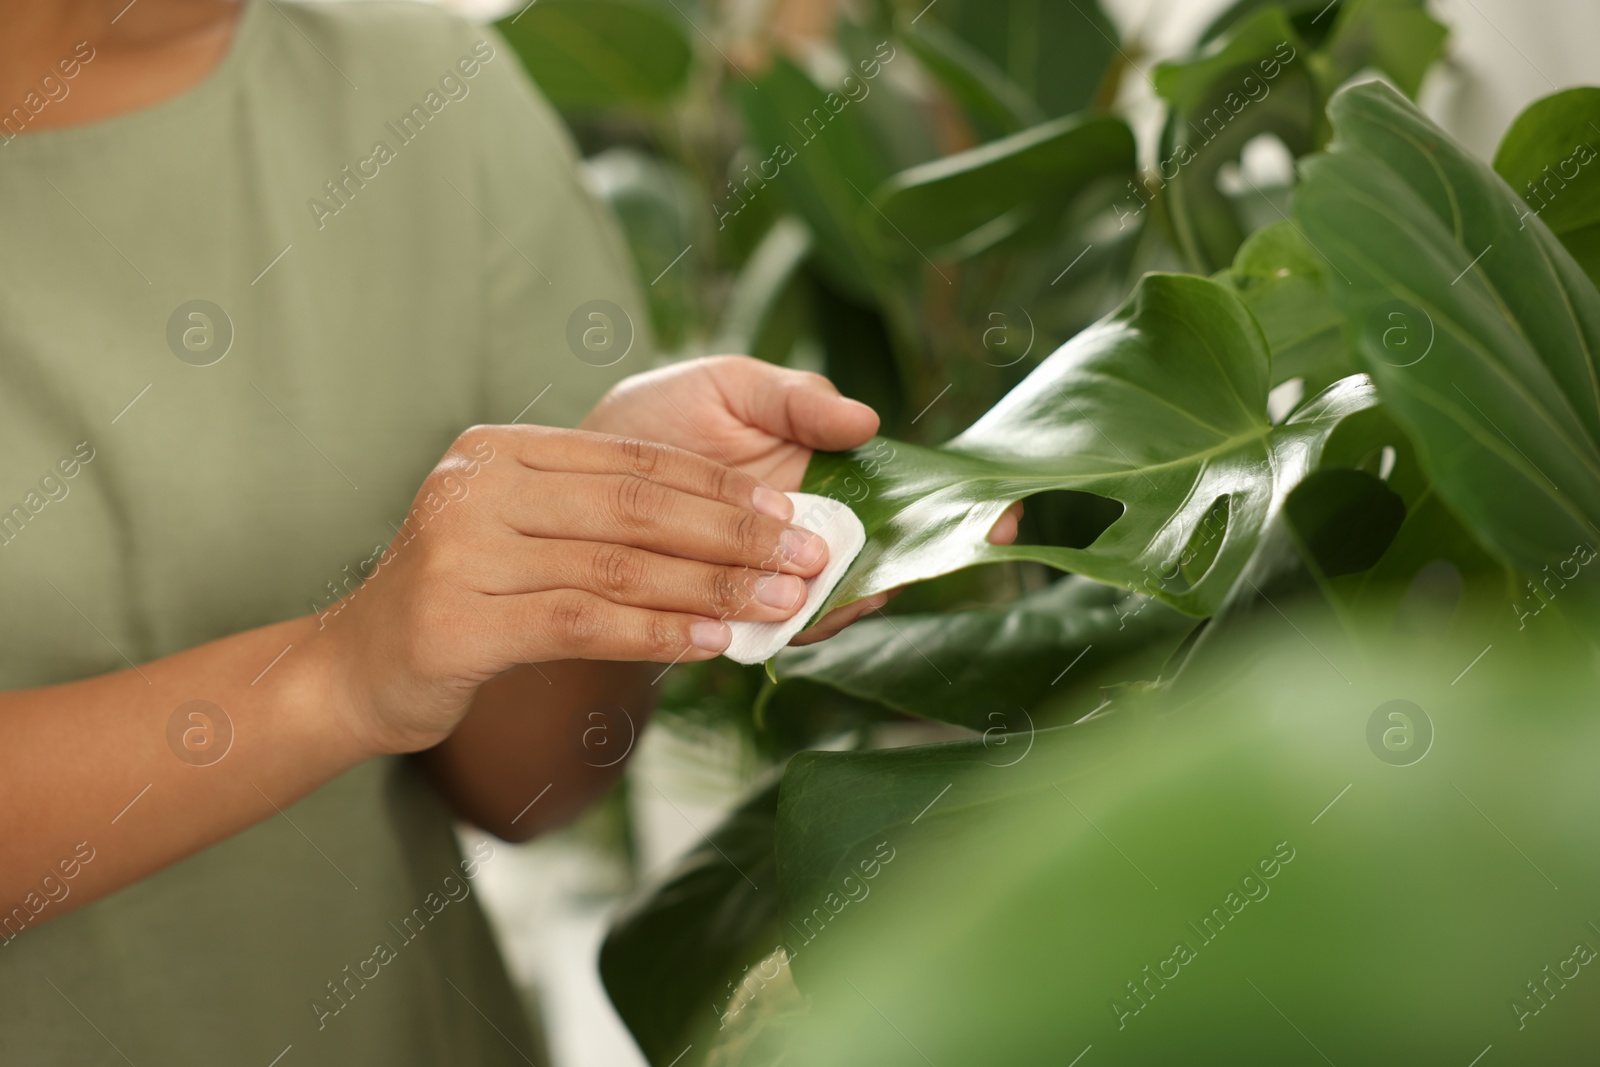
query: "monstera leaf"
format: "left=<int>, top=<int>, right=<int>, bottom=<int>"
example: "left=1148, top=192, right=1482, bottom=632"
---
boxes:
left=1493, top=87, right=1600, bottom=287
left=1296, top=82, right=1600, bottom=576
left=802, top=273, right=1378, bottom=619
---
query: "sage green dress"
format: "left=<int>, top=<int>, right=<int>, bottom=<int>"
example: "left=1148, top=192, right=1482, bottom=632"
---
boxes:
left=0, top=2, right=645, bottom=1062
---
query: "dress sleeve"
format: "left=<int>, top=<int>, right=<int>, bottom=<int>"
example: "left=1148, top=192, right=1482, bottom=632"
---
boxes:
left=465, top=26, right=653, bottom=429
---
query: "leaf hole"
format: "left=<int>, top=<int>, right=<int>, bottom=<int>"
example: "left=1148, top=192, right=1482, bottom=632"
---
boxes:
left=1014, top=490, right=1125, bottom=550
left=1171, top=495, right=1232, bottom=591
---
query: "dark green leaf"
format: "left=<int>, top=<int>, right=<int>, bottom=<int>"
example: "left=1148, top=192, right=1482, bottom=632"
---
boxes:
left=868, top=113, right=1136, bottom=259
left=734, top=57, right=899, bottom=300
left=771, top=576, right=1195, bottom=729
left=584, top=149, right=703, bottom=351
left=1296, top=82, right=1600, bottom=574
left=713, top=218, right=813, bottom=363
left=921, top=0, right=1121, bottom=118
left=900, top=21, right=1045, bottom=142
left=802, top=273, right=1379, bottom=618
left=1493, top=87, right=1600, bottom=287
left=600, top=777, right=781, bottom=1067
left=495, top=0, right=691, bottom=111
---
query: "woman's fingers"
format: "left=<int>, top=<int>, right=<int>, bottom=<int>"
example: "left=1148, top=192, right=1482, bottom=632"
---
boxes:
left=491, top=539, right=809, bottom=622
left=789, top=591, right=891, bottom=646
left=708, top=359, right=880, bottom=453
left=503, top=471, right=829, bottom=576
left=500, top=589, right=732, bottom=663
left=988, top=500, right=1025, bottom=546
left=484, top=424, right=795, bottom=521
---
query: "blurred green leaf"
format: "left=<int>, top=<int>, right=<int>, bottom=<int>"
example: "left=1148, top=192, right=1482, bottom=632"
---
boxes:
left=495, top=0, right=692, bottom=111
left=584, top=148, right=704, bottom=351
left=869, top=113, right=1136, bottom=260
left=1154, top=7, right=1319, bottom=272
left=734, top=56, right=899, bottom=300
left=1493, top=87, right=1600, bottom=287
left=778, top=627, right=1600, bottom=1064
left=1320, top=0, right=1448, bottom=99
left=901, top=21, right=1045, bottom=142
left=772, top=576, right=1194, bottom=729
left=713, top=217, right=813, bottom=363
left=1199, top=0, right=1348, bottom=47
left=1296, top=82, right=1600, bottom=576
left=1215, top=220, right=1354, bottom=391
left=599, top=777, right=781, bottom=1067
left=923, top=0, right=1121, bottom=118
left=802, top=274, right=1378, bottom=618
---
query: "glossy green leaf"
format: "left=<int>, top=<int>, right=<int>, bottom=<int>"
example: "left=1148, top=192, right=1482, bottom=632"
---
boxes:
left=1296, top=82, right=1600, bottom=574
left=900, top=21, right=1045, bottom=142
left=868, top=113, right=1136, bottom=260
left=1215, top=220, right=1355, bottom=391
left=600, top=777, right=781, bottom=1067
left=771, top=576, right=1194, bottom=729
left=495, top=0, right=691, bottom=111
left=1493, top=87, right=1600, bottom=287
left=734, top=57, right=898, bottom=300
left=802, top=273, right=1379, bottom=618
left=921, top=0, right=1121, bottom=118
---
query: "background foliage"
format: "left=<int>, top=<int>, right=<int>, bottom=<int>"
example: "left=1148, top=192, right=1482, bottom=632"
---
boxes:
left=496, top=1, right=1600, bottom=1062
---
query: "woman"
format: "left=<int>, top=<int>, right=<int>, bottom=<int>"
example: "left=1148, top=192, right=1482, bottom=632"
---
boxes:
left=0, top=1, right=1021, bottom=1063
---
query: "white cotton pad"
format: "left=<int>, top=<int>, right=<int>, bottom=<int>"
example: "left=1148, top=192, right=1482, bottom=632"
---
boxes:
left=723, top=492, right=866, bottom=665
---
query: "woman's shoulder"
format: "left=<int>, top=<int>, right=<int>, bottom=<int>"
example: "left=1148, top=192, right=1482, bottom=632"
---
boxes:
left=256, top=0, right=498, bottom=80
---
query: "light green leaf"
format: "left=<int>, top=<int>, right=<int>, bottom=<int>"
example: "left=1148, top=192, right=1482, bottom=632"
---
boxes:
left=868, top=113, right=1136, bottom=260
left=1215, top=220, right=1355, bottom=391
left=777, top=627, right=1600, bottom=1063
left=771, top=576, right=1195, bottom=729
left=1321, top=0, right=1449, bottom=99
left=802, top=273, right=1379, bottom=618
left=1296, top=81, right=1600, bottom=574
left=1493, top=87, right=1600, bottom=287
left=495, top=0, right=692, bottom=111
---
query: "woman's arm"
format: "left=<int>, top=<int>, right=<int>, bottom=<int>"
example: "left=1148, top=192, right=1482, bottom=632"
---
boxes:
left=416, top=660, right=657, bottom=842
left=2, top=423, right=828, bottom=932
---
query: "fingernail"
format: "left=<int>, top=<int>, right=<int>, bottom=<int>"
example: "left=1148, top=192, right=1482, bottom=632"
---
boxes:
left=756, top=573, right=805, bottom=609
left=691, top=620, right=731, bottom=652
left=781, top=528, right=827, bottom=568
left=752, top=486, right=792, bottom=520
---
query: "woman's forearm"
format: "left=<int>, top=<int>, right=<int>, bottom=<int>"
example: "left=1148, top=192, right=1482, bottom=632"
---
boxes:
left=0, top=614, right=370, bottom=937
left=416, top=660, right=658, bottom=841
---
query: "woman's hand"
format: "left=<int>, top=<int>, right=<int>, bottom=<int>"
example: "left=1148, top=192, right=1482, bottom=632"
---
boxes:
left=581, top=356, right=1024, bottom=642
left=316, top=425, right=829, bottom=755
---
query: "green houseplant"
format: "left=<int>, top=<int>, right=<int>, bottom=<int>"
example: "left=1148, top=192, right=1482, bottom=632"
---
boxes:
left=496, top=1, right=1600, bottom=1062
